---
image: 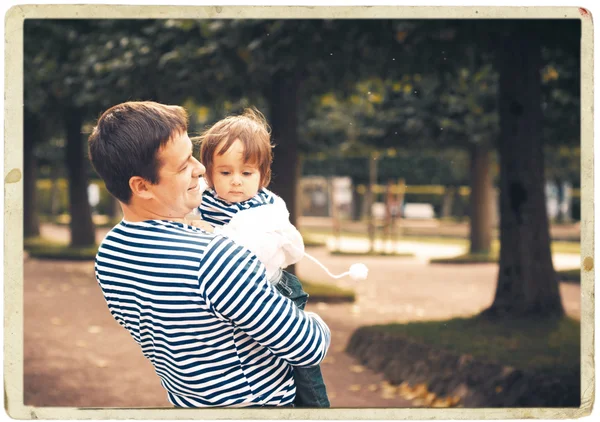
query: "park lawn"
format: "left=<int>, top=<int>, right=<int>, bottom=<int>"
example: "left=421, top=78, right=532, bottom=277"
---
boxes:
left=330, top=250, right=414, bottom=257
left=24, top=237, right=98, bottom=260
left=370, top=315, right=580, bottom=376
left=301, top=229, right=581, bottom=256
left=556, top=268, right=581, bottom=282
left=302, top=280, right=355, bottom=303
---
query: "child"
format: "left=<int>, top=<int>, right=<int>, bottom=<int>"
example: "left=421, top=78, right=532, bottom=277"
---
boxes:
left=193, top=108, right=368, bottom=408
left=195, top=107, right=329, bottom=407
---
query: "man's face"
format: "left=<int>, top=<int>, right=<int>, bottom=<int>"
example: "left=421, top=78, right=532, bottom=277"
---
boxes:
left=148, top=131, right=206, bottom=218
left=211, top=138, right=261, bottom=203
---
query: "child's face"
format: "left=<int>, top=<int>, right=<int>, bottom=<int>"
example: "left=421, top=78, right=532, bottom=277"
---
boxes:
left=210, top=138, right=261, bottom=203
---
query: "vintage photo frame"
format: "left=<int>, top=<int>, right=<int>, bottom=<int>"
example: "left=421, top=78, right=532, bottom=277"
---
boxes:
left=4, top=4, right=594, bottom=420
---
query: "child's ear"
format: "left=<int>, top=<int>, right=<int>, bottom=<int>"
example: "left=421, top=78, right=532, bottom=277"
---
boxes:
left=129, top=176, right=154, bottom=200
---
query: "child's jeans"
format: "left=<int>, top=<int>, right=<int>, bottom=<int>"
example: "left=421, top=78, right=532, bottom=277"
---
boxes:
left=274, top=270, right=331, bottom=408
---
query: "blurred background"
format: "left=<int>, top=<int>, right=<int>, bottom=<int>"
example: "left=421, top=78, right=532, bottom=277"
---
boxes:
left=23, top=18, right=582, bottom=409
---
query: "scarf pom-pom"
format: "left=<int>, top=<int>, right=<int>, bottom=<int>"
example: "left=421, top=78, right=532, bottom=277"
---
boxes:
left=349, top=263, right=368, bottom=280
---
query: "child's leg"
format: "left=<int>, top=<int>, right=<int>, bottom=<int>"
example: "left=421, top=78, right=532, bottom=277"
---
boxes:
left=292, top=365, right=331, bottom=407
left=274, top=270, right=309, bottom=310
left=274, top=271, right=331, bottom=407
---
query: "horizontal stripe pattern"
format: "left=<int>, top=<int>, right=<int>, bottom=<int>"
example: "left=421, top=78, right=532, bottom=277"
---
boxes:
left=198, top=188, right=275, bottom=226
left=95, top=219, right=330, bottom=407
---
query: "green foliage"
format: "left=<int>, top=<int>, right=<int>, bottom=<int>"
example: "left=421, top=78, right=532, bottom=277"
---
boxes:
left=35, top=179, right=113, bottom=216
left=302, top=149, right=471, bottom=186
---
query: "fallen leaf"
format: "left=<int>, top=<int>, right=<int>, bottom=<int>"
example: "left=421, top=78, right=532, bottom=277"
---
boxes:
left=412, top=398, right=427, bottom=406
left=60, top=283, right=71, bottom=292
left=328, top=392, right=337, bottom=399
left=88, top=326, right=102, bottom=334
left=51, top=317, right=62, bottom=325
left=424, top=392, right=437, bottom=405
left=495, top=386, right=503, bottom=393
left=398, top=382, right=412, bottom=394
left=349, top=365, right=365, bottom=373
left=367, top=384, right=378, bottom=392
left=402, top=391, right=421, bottom=400
left=450, top=396, right=462, bottom=406
left=316, top=302, right=328, bottom=310
left=348, top=384, right=361, bottom=392
left=432, top=397, right=452, bottom=408
left=381, top=391, right=396, bottom=399
left=412, top=383, right=429, bottom=398
left=322, top=356, right=335, bottom=364
left=75, top=340, right=87, bottom=348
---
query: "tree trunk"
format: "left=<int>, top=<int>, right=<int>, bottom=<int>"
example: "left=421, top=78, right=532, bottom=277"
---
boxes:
left=483, top=28, right=563, bottom=318
left=65, top=107, right=96, bottom=247
left=469, top=144, right=493, bottom=254
left=441, top=186, right=456, bottom=219
left=24, top=112, right=41, bottom=238
left=268, top=71, right=302, bottom=274
left=351, top=178, right=363, bottom=221
left=50, top=166, right=61, bottom=216
left=367, top=153, right=378, bottom=253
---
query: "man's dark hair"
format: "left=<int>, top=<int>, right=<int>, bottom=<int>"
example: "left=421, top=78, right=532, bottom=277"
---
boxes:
left=88, top=101, right=189, bottom=203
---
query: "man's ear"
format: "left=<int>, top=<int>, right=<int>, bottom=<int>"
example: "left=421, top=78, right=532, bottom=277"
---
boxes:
left=129, top=176, right=154, bottom=200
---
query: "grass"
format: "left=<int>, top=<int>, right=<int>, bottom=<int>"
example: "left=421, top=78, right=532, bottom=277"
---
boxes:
left=24, top=237, right=98, bottom=260
left=330, top=250, right=414, bottom=257
left=370, top=315, right=580, bottom=376
left=430, top=252, right=497, bottom=264
left=301, top=229, right=580, bottom=256
left=302, top=280, right=355, bottom=303
left=556, top=268, right=581, bottom=283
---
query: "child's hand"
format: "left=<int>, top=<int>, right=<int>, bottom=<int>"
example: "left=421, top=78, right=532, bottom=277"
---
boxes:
left=190, top=220, right=215, bottom=233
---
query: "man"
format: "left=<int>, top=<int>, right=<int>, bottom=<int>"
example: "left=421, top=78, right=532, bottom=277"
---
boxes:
left=88, top=101, right=330, bottom=407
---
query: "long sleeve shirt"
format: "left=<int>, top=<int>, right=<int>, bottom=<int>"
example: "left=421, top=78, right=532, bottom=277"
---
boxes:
left=95, top=219, right=330, bottom=407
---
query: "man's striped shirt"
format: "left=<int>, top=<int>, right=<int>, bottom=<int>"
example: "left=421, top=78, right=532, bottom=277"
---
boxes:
left=95, top=219, right=330, bottom=407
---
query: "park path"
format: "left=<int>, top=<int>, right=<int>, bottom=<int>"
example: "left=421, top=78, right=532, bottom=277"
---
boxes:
left=23, top=224, right=580, bottom=408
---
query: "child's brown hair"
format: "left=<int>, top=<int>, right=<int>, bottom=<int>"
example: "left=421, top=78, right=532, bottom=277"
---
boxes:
left=199, top=107, right=273, bottom=189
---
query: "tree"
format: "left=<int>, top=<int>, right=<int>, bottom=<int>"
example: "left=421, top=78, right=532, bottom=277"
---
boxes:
left=24, top=20, right=96, bottom=246
left=483, top=20, right=579, bottom=317
left=23, top=111, right=43, bottom=238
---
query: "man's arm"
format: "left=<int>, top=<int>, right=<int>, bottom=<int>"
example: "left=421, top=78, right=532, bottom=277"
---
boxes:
left=197, top=235, right=330, bottom=367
